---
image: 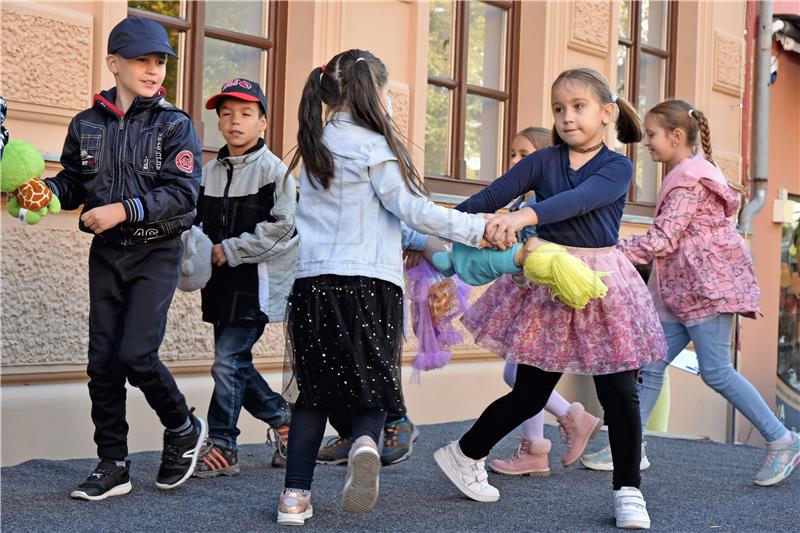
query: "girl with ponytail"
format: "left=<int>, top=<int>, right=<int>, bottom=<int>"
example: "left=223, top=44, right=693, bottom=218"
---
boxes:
left=278, top=49, right=488, bottom=525
left=433, top=67, right=665, bottom=530
left=584, top=99, right=800, bottom=488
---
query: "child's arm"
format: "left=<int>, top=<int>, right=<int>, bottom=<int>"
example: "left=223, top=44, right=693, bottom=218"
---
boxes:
left=121, top=117, right=201, bottom=225
left=454, top=151, right=542, bottom=215
left=220, top=169, right=297, bottom=267
left=44, top=119, right=86, bottom=210
left=619, top=185, right=701, bottom=265
left=369, top=156, right=485, bottom=248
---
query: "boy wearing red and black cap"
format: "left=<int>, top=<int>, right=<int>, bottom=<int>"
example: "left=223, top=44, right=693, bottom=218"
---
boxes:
left=190, top=79, right=297, bottom=477
left=44, top=17, right=207, bottom=500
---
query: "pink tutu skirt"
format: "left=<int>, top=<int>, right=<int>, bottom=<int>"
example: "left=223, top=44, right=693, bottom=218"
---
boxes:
left=461, top=242, right=667, bottom=375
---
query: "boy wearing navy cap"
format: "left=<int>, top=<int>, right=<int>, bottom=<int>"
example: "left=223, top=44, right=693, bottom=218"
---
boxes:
left=190, top=79, right=297, bottom=477
left=44, top=17, right=207, bottom=500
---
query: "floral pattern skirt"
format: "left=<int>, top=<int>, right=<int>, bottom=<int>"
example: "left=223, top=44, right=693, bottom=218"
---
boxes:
left=461, top=243, right=667, bottom=375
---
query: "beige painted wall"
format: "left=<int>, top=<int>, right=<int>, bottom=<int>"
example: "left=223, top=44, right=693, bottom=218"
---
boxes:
left=1, top=1, right=752, bottom=463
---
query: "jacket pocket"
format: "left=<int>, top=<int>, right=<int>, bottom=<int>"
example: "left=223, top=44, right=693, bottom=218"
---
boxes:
left=78, top=121, right=104, bottom=175
left=135, top=126, right=159, bottom=176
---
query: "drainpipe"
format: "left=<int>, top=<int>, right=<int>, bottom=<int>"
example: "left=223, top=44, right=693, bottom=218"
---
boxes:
left=738, top=0, right=772, bottom=234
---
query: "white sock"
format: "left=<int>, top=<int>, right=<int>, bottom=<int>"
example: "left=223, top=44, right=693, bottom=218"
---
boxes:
left=770, top=430, right=793, bottom=446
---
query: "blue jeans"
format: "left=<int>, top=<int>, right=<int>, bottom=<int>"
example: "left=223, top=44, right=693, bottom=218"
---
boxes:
left=639, top=314, right=786, bottom=442
left=208, top=324, right=291, bottom=448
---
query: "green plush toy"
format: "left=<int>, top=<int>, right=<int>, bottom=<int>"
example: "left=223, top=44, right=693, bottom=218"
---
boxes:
left=0, top=139, right=60, bottom=224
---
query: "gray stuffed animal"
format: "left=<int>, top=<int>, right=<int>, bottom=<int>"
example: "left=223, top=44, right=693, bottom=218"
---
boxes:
left=178, top=226, right=213, bottom=292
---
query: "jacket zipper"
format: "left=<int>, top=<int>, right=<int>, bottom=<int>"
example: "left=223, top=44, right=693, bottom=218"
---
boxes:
left=115, top=116, right=126, bottom=204
left=222, top=160, right=234, bottom=239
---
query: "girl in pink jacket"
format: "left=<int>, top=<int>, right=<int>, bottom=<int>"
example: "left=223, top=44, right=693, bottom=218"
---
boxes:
left=581, top=99, right=800, bottom=487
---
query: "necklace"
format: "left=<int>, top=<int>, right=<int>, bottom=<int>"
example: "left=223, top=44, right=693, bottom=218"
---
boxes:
left=568, top=141, right=604, bottom=153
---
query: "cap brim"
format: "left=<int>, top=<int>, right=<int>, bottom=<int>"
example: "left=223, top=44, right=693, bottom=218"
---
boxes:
left=114, top=43, right=177, bottom=59
left=205, top=92, right=262, bottom=110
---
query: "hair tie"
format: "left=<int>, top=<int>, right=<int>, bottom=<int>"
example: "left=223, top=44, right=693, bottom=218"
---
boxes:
left=688, top=109, right=695, bottom=119
left=611, top=93, right=618, bottom=103
left=321, top=63, right=326, bottom=73
left=355, top=57, right=366, bottom=64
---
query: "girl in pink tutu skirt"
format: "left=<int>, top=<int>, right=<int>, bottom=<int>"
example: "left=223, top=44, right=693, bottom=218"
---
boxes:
left=433, top=68, right=666, bottom=531
left=463, top=127, right=603, bottom=477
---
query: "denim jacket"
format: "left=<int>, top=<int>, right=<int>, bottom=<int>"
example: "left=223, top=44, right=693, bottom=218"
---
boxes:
left=295, top=113, right=485, bottom=289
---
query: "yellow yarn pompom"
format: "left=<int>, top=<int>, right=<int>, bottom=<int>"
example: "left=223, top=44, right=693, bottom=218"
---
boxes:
left=522, top=243, right=610, bottom=309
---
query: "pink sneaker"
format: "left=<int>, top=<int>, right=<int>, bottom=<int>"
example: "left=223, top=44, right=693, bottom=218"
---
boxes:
left=488, top=438, right=551, bottom=476
left=558, top=403, right=602, bottom=466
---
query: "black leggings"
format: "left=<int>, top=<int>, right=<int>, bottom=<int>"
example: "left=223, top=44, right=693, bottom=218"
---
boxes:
left=459, top=364, right=642, bottom=490
left=284, top=402, right=386, bottom=491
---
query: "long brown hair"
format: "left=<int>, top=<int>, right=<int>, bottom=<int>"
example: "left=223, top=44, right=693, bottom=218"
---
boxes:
left=647, top=99, right=716, bottom=166
left=550, top=68, right=643, bottom=146
left=285, top=49, right=426, bottom=195
left=516, top=126, right=552, bottom=150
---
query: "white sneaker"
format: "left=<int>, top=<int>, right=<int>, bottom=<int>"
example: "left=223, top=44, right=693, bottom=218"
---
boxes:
left=341, top=436, right=380, bottom=513
left=614, top=487, right=651, bottom=529
left=433, top=441, right=499, bottom=502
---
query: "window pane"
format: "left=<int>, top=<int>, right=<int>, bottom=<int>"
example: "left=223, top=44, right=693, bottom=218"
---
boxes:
left=618, top=0, right=631, bottom=40
left=464, top=94, right=503, bottom=181
left=640, top=0, right=669, bottom=49
left=616, top=44, right=630, bottom=100
left=467, top=2, right=507, bottom=90
left=162, top=29, right=185, bottom=108
left=424, top=85, right=453, bottom=176
left=428, top=0, right=455, bottom=79
left=128, top=0, right=184, bottom=18
left=202, top=38, right=265, bottom=148
left=205, top=1, right=267, bottom=36
left=634, top=144, right=661, bottom=203
left=637, top=52, right=666, bottom=116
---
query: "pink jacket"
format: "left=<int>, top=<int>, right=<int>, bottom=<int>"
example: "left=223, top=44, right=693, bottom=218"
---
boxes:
left=620, top=155, right=760, bottom=321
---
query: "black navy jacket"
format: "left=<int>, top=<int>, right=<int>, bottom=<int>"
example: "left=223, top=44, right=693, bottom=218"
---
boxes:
left=46, top=87, right=201, bottom=245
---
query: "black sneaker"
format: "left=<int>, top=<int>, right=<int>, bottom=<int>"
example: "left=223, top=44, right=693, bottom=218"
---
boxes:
left=156, top=412, right=207, bottom=490
left=268, top=425, right=289, bottom=469
left=70, top=460, right=132, bottom=501
left=192, top=440, right=240, bottom=478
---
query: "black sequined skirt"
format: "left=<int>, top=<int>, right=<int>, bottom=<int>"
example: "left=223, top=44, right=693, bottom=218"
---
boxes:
left=285, top=275, right=404, bottom=413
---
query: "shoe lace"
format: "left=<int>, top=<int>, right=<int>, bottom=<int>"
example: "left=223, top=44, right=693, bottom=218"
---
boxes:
left=760, top=449, right=779, bottom=470
left=267, top=428, right=289, bottom=458
left=383, top=426, right=398, bottom=448
left=86, top=462, right=116, bottom=481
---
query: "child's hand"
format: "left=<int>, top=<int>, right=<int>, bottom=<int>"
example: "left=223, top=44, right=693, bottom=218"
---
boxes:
left=403, top=250, right=424, bottom=268
left=485, top=208, right=536, bottom=250
left=81, top=203, right=127, bottom=234
left=211, top=244, right=227, bottom=267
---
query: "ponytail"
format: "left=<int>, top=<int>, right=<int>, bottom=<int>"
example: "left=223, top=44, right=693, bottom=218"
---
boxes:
left=285, top=66, right=333, bottom=188
left=550, top=68, right=642, bottom=147
left=691, top=109, right=715, bottom=166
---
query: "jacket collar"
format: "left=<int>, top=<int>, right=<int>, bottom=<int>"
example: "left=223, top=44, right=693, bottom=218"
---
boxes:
left=93, top=86, right=168, bottom=118
left=216, top=137, right=266, bottom=167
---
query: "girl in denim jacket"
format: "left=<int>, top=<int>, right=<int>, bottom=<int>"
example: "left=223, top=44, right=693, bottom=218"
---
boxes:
left=582, top=99, right=800, bottom=487
left=276, top=49, right=487, bottom=526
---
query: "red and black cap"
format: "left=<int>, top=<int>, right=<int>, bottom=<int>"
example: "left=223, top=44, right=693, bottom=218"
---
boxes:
left=205, top=79, right=267, bottom=116
left=108, top=17, right=176, bottom=59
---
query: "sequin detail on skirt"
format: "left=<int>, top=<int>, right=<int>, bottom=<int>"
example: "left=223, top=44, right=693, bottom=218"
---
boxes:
left=286, top=275, right=405, bottom=412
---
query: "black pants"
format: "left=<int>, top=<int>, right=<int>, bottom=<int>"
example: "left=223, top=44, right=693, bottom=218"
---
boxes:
left=328, top=404, right=406, bottom=437
left=285, top=401, right=386, bottom=491
left=87, top=237, right=189, bottom=460
left=459, top=364, right=642, bottom=490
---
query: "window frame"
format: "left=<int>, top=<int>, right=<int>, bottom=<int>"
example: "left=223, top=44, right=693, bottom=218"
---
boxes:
left=425, top=0, right=520, bottom=197
left=127, top=2, right=287, bottom=159
left=617, top=0, right=678, bottom=217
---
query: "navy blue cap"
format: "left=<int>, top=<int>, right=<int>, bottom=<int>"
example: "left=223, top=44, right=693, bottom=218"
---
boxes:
left=108, top=17, right=176, bottom=59
left=205, top=79, right=267, bottom=116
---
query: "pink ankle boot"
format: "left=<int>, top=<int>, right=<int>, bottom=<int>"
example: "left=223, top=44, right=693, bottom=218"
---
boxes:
left=488, top=438, right=551, bottom=476
left=557, top=403, right=602, bottom=466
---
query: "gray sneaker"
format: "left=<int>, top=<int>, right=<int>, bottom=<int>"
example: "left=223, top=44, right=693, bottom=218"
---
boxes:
left=754, top=432, right=800, bottom=486
left=580, top=442, right=650, bottom=472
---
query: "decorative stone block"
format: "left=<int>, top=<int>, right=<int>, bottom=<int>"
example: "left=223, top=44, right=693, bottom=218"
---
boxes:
left=568, top=0, right=611, bottom=58
left=712, top=30, right=744, bottom=97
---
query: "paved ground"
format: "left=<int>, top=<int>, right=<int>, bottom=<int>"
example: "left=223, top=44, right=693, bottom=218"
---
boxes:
left=1, top=420, right=796, bottom=532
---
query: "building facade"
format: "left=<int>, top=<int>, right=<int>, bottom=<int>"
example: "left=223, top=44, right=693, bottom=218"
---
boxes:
left=2, top=0, right=779, bottom=465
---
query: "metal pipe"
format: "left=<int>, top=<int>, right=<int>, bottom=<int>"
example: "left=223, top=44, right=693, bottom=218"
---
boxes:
left=739, top=0, right=773, bottom=234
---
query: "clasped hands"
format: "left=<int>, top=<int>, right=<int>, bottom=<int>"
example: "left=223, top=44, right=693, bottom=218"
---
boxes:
left=479, top=207, right=538, bottom=250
